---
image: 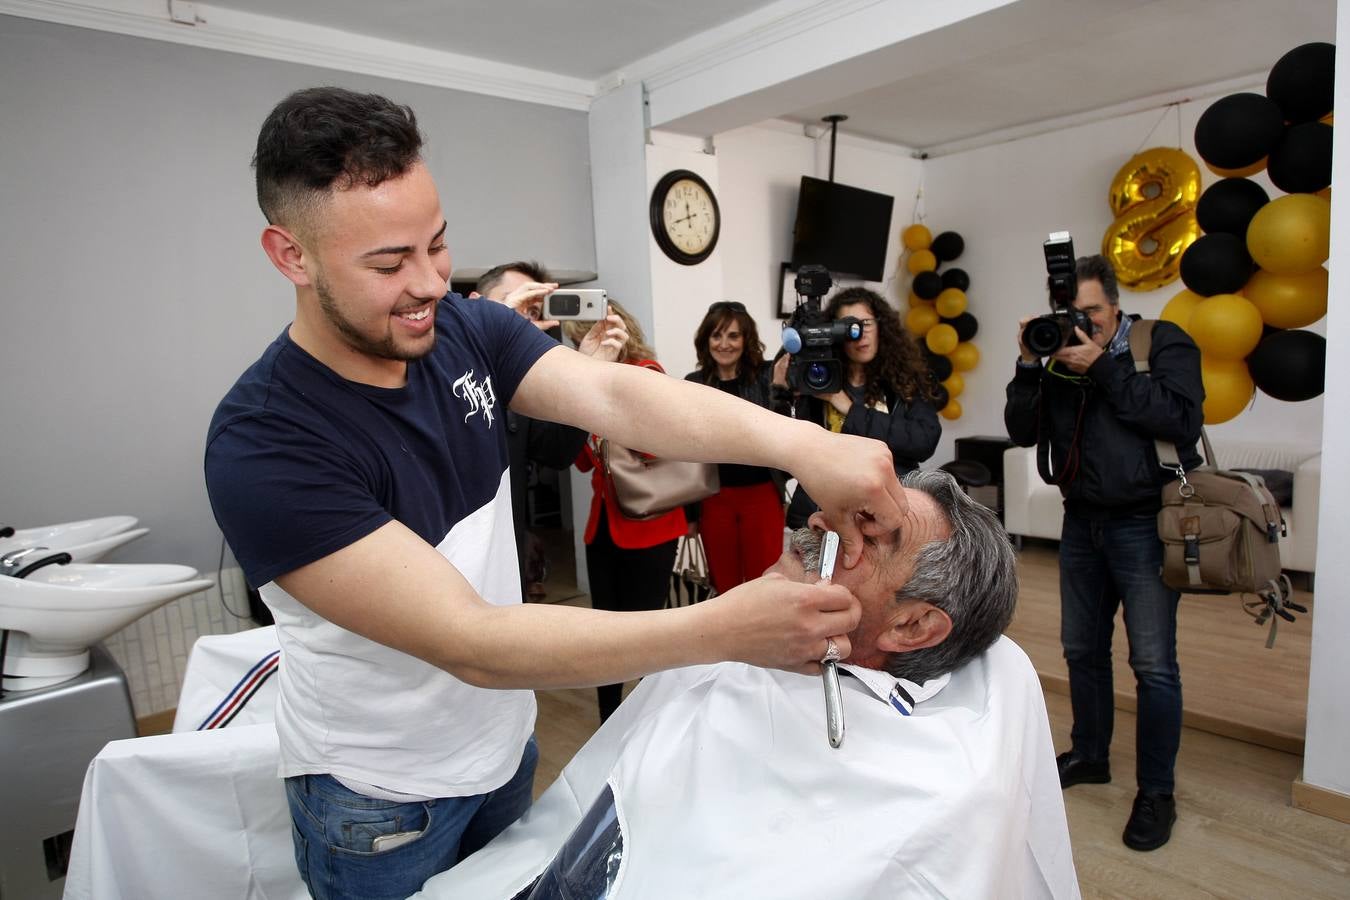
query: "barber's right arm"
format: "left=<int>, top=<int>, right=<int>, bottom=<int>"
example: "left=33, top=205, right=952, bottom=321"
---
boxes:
left=276, top=522, right=860, bottom=687
left=1003, top=316, right=1044, bottom=447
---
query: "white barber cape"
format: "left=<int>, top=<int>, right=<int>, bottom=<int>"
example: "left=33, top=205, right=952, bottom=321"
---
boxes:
left=417, top=635, right=1079, bottom=899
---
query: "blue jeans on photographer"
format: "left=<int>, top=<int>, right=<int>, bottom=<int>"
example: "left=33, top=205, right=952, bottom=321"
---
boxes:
left=1059, top=513, right=1182, bottom=795
left=285, top=736, right=539, bottom=900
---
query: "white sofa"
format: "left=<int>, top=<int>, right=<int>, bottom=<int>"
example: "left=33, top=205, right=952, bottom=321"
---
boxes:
left=1003, top=441, right=1320, bottom=574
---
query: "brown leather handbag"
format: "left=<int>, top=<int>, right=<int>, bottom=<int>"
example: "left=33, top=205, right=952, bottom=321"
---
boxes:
left=599, top=439, right=719, bottom=520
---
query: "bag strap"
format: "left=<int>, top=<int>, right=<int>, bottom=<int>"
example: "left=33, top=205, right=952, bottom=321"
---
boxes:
left=1131, top=319, right=1217, bottom=476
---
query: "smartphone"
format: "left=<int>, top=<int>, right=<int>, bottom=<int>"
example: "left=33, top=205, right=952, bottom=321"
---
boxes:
left=371, top=830, right=421, bottom=852
left=545, top=289, right=607, bottom=321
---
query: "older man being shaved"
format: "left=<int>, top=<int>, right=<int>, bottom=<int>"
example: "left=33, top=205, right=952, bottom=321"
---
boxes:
left=418, top=470, right=1080, bottom=899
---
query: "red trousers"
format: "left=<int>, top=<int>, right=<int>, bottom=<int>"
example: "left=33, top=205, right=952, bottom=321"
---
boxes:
left=699, top=481, right=786, bottom=595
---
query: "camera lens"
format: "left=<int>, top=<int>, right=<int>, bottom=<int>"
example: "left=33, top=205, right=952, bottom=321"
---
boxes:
left=1022, top=317, right=1065, bottom=356
left=805, top=361, right=832, bottom=392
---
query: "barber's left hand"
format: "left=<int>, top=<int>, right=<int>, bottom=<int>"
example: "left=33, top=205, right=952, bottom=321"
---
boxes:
left=791, top=429, right=906, bottom=569
left=1051, top=328, right=1103, bottom=373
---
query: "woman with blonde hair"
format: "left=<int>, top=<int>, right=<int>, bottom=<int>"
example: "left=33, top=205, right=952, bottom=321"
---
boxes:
left=565, top=301, right=687, bottom=723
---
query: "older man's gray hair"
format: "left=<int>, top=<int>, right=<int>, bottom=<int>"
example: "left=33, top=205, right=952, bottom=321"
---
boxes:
left=885, top=469, right=1018, bottom=685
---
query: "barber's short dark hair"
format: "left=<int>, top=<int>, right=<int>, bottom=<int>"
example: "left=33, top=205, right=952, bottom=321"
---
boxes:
left=477, top=261, right=552, bottom=296
left=1075, top=254, right=1119, bottom=305
left=883, top=470, right=1018, bottom=685
left=252, top=86, right=423, bottom=232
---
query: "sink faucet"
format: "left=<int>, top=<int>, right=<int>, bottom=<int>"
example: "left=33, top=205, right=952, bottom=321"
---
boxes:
left=0, top=547, right=72, bottom=579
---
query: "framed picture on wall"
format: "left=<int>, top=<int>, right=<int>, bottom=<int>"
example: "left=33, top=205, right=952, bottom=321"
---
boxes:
left=778, top=262, right=798, bottom=319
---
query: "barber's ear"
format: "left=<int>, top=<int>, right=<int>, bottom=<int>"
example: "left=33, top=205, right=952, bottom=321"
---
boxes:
left=260, top=225, right=314, bottom=288
left=878, top=601, right=952, bottom=653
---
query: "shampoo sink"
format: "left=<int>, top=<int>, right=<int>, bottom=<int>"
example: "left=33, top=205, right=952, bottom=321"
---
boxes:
left=1, top=563, right=214, bottom=691
left=0, top=516, right=148, bottom=565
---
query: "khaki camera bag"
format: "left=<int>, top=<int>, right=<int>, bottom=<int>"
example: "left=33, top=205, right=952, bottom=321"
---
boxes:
left=1129, top=322, right=1302, bottom=644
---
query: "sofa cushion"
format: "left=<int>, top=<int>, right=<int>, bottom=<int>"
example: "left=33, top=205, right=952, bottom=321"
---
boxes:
left=1232, top=468, right=1294, bottom=507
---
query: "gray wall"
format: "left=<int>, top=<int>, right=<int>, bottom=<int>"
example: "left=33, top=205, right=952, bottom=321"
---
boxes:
left=0, top=15, right=595, bottom=573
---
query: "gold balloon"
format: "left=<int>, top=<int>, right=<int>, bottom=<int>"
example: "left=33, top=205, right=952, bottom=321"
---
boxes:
left=1244, top=267, right=1329, bottom=329
left=905, top=304, right=940, bottom=336
left=1102, top=147, right=1202, bottom=292
left=1200, top=357, right=1254, bottom=425
left=939, top=398, right=963, bottom=420
left=1188, top=294, right=1264, bottom=360
left=907, top=249, right=937, bottom=274
left=1247, top=193, right=1331, bottom=274
left=902, top=224, right=932, bottom=251
left=942, top=372, right=965, bottom=399
left=935, top=288, right=967, bottom=318
left=925, top=323, right=959, bottom=355
left=1205, top=157, right=1267, bottom=178
left=1159, top=288, right=1203, bottom=331
left=908, top=292, right=933, bottom=309
left=949, top=341, right=980, bottom=372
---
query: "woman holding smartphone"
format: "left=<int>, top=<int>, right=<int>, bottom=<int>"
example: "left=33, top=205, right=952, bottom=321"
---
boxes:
left=682, top=301, right=786, bottom=596
left=565, top=302, right=687, bottom=723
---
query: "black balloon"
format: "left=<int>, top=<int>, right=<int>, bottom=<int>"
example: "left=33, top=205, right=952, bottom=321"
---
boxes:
left=1193, top=92, right=1285, bottom=170
left=913, top=270, right=943, bottom=300
left=926, top=352, right=953, bottom=381
left=1196, top=178, right=1269, bottom=236
left=931, top=384, right=950, bottom=411
left=1179, top=233, right=1253, bottom=296
left=942, top=312, right=979, bottom=343
left=930, top=231, right=965, bottom=263
left=1268, top=122, right=1333, bottom=194
left=1247, top=329, right=1325, bottom=401
left=1267, top=42, right=1336, bottom=124
left=940, top=267, right=971, bottom=291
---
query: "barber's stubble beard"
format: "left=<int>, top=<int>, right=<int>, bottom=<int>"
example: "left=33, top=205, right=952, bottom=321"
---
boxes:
left=314, top=272, right=436, bottom=362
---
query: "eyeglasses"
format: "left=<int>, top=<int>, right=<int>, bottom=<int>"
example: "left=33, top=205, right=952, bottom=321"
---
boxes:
left=707, top=301, right=747, bottom=313
left=854, top=318, right=877, bottom=331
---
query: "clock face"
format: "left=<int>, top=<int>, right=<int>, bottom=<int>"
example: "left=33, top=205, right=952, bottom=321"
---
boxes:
left=650, top=170, right=720, bottom=265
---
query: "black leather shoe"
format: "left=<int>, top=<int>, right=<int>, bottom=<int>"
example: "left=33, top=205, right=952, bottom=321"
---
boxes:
left=1123, top=791, right=1177, bottom=851
left=1056, top=750, right=1111, bottom=788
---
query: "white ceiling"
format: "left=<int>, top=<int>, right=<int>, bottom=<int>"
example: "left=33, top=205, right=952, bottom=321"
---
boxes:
left=40, top=0, right=1340, bottom=152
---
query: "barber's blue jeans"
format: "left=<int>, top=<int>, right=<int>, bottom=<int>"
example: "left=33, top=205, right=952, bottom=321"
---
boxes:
left=1059, top=513, right=1182, bottom=794
left=284, top=736, right=538, bottom=900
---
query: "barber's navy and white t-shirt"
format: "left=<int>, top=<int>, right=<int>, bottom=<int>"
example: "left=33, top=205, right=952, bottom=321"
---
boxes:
left=205, top=294, right=557, bottom=798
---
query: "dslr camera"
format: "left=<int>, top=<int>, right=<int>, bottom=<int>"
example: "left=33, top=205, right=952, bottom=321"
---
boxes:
left=781, top=264, right=863, bottom=395
left=1020, top=231, right=1092, bottom=356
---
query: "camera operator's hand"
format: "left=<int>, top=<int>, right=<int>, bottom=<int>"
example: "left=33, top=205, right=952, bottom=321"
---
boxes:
left=772, top=353, right=791, bottom=390
left=1051, top=327, right=1103, bottom=373
left=817, top=389, right=852, bottom=415
left=576, top=305, right=628, bottom=362
left=1016, top=316, right=1041, bottom=364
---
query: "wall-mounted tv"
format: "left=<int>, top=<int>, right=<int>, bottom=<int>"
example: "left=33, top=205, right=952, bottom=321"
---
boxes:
left=789, top=176, right=895, bottom=282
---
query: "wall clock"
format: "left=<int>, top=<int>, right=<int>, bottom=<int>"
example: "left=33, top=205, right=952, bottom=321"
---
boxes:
left=649, top=169, right=720, bottom=265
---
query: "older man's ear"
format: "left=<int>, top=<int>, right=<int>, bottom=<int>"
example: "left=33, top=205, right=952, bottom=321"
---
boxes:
left=878, top=601, right=952, bottom=654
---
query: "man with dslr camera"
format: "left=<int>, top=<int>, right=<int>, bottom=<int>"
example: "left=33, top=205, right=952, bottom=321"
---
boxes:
left=1004, top=249, right=1203, bottom=852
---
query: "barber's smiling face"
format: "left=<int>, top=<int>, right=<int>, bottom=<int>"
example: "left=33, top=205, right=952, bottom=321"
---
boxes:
left=766, top=487, right=950, bottom=668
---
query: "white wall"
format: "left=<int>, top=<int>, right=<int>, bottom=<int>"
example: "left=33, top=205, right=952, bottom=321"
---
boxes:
left=1301, top=0, right=1350, bottom=798
left=0, top=15, right=596, bottom=575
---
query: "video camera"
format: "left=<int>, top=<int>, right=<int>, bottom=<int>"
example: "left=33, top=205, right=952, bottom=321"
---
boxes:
left=1020, top=231, right=1092, bottom=356
left=781, top=265, right=864, bottom=395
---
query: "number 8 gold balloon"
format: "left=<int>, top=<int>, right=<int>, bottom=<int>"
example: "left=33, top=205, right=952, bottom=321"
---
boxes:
left=1101, top=147, right=1202, bottom=292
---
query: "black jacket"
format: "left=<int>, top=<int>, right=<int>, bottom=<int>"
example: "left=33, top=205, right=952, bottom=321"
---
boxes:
left=777, top=381, right=941, bottom=527
left=1003, top=316, right=1205, bottom=518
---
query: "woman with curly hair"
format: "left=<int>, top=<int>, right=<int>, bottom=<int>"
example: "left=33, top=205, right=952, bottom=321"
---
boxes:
left=773, top=286, right=942, bottom=528
left=683, top=301, right=785, bottom=595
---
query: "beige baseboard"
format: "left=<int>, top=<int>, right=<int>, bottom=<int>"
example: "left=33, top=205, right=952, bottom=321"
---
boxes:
left=1292, top=777, right=1350, bottom=825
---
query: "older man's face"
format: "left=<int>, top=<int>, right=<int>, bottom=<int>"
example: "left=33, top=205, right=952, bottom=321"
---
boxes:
left=765, top=487, right=950, bottom=668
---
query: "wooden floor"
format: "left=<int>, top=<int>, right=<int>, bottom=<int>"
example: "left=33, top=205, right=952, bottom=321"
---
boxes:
left=1006, top=540, right=1314, bottom=755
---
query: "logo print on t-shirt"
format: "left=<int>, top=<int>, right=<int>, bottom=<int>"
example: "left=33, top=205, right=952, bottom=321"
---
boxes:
left=452, top=369, right=497, bottom=427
